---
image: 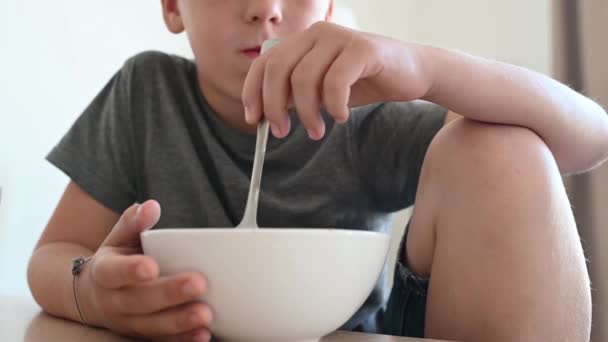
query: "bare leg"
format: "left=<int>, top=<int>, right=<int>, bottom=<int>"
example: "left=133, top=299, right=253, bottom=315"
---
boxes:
left=405, top=119, right=591, bottom=341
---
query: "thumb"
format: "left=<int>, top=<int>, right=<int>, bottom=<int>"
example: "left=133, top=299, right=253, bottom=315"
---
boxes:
left=102, top=199, right=161, bottom=248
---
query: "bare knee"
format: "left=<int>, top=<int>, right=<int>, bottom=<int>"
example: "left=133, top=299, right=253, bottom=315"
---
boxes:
left=410, top=119, right=591, bottom=341
left=422, top=119, right=565, bottom=217
left=407, top=118, right=569, bottom=276
left=426, top=118, right=560, bottom=193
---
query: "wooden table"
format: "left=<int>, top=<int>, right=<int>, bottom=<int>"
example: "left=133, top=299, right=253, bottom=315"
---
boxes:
left=0, top=296, right=450, bottom=342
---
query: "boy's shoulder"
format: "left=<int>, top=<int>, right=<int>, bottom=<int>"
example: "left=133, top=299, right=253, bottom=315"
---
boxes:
left=109, top=50, right=195, bottom=104
left=119, top=50, right=194, bottom=83
left=127, top=50, right=190, bottom=66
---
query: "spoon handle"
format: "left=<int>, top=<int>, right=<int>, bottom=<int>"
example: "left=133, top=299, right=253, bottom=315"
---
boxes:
left=237, top=38, right=281, bottom=228
left=240, top=119, right=270, bottom=227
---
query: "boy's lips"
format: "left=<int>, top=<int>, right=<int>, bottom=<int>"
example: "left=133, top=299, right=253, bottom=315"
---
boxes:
left=242, top=46, right=261, bottom=59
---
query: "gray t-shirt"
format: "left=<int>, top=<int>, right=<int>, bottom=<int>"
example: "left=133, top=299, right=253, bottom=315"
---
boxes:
left=47, top=51, right=447, bottom=333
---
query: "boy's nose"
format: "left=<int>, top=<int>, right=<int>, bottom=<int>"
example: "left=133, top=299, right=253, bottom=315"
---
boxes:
left=245, top=0, right=283, bottom=25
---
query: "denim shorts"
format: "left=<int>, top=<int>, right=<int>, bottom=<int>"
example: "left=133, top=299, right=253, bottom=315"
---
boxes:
left=382, top=224, right=429, bottom=338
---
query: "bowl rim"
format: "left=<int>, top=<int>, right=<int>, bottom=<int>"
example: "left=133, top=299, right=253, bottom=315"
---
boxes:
left=141, top=227, right=389, bottom=239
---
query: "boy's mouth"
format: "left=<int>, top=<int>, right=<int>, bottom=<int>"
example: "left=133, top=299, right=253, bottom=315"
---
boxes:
left=242, top=46, right=261, bottom=59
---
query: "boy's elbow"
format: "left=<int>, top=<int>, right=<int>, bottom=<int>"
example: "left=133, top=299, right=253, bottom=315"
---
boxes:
left=571, top=104, right=608, bottom=175
left=27, top=245, right=58, bottom=312
left=27, top=250, right=45, bottom=309
left=591, top=104, right=608, bottom=169
left=538, top=92, right=608, bottom=175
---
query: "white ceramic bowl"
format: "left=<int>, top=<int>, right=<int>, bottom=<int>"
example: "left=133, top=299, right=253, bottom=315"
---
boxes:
left=141, top=228, right=390, bottom=342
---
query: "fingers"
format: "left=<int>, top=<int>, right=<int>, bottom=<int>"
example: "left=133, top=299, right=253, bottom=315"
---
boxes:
left=291, top=37, right=346, bottom=139
left=244, top=37, right=335, bottom=140
left=168, top=328, right=212, bottom=342
left=92, top=253, right=159, bottom=289
left=262, top=40, right=314, bottom=138
left=187, top=328, right=213, bottom=342
left=124, top=301, right=213, bottom=338
left=242, top=38, right=285, bottom=126
left=262, top=53, right=292, bottom=138
left=243, top=26, right=364, bottom=140
left=243, top=37, right=315, bottom=138
left=133, top=200, right=162, bottom=233
left=91, top=255, right=212, bottom=340
left=322, top=46, right=365, bottom=125
left=102, top=200, right=161, bottom=248
left=111, top=272, right=207, bottom=315
left=243, top=56, right=266, bottom=126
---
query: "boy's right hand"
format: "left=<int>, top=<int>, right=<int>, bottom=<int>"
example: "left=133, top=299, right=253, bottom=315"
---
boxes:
left=81, top=200, right=213, bottom=342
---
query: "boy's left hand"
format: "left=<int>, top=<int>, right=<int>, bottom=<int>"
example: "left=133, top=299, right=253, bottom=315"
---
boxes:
left=242, top=21, right=432, bottom=140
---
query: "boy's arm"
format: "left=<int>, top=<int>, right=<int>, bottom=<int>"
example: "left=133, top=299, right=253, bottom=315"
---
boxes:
left=28, top=182, right=119, bottom=325
left=420, top=45, right=608, bottom=175
left=28, top=182, right=211, bottom=339
left=242, top=23, right=608, bottom=175
left=28, top=183, right=118, bottom=325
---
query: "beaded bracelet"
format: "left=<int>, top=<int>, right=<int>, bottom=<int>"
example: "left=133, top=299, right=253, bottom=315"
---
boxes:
left=71, top=256, right=92, bottom=325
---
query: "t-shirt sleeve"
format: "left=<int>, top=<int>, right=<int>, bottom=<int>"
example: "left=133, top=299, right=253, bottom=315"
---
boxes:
left=351, top=101, right=447, bottom=212
left=46, top=61, right=137, bottom=214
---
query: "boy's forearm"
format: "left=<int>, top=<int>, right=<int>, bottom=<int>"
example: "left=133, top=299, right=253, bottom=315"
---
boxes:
left=418, top=44, right=608, bottom=174
left=27, top=242, right=98, bottom=325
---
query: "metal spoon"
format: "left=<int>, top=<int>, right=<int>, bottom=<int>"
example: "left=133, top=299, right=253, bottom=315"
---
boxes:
left=236, top=38, right=281, bottom=229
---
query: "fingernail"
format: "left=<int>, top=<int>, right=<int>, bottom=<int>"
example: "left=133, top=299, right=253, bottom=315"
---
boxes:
left=192, top=330, right=210, bottom=342
left=270, top=122, right=282, bottom=137
left=131, top=204, right=142, bottom=226
left=318, top=124, right=326, bottom=139
left=280, top=117, right=291, bottom=138
left=136, top=264, right=151, bottom=279
left=190, top=313, right=204, bottom=325
left=182, top=282, right=197, bottom=296
left=336, top=115, right=348, bottom=124
left=244, top=106, right=252, bottom=124
left=307, top=126, right=324, bottom=140
left=307, top=129, right=317, bottom=140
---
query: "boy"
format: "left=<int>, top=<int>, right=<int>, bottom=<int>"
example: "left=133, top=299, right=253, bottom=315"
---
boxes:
left=28, top=1, right=608, bottom=342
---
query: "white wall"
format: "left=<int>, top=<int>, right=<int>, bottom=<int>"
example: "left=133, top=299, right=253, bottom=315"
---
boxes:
left=0, top=0, right=551, bottom=295
left=346, top=0, right=552, bottom=73
left=0, top=1, right=193, bottom=295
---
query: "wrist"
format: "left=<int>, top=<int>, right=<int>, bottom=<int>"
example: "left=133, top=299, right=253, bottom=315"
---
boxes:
left=74, top=257, right=105, bottom=328
left=415, top=43, right=441, bottom=102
